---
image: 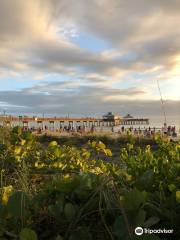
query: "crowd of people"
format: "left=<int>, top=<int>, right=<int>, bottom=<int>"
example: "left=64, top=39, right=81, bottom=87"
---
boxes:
left=117, top=124, right=177, bottom=137
left=162, top=123, right=177, bottom=136
left=36, top=125, right=95, bottom=135
left=28, top=123, right=178, bottom=138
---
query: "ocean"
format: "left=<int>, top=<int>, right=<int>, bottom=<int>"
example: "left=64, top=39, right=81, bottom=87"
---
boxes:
left=147, top=115, right=180, bottom=129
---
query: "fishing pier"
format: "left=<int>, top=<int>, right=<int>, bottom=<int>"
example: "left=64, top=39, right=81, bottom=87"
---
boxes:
left=0, top=112, right=149, bottom=130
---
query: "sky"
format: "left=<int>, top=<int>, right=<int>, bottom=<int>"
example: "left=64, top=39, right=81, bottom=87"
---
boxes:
left=0, top=0, right=180, bottom=122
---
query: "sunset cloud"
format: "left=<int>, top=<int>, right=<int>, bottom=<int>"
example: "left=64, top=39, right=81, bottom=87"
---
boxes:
left=0, top=0, right=179, bottom=118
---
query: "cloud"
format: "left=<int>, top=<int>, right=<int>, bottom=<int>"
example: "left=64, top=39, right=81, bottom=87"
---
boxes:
left=0, top=79, right=146, bottom=113
left=0, top=87, right=179, bottom=122
left=0, top=0, right=179, bottom=74
left=52, top=0, right=180, bottom=73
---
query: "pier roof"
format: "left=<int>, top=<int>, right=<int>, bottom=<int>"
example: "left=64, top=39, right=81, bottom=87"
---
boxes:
left=123, top=114, right=133, bottom=119
left=0, top=115, right=102, bottom=122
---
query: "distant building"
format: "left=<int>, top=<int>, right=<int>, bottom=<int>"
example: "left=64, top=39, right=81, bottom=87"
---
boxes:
left=123, top=113, right=133, bottom=119
left=102, top=112, right=121, bottom=126
left=121, top=113, right=149, bottom=125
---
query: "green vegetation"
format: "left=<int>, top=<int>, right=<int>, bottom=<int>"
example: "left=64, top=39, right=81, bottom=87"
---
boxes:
left=0, top=127, right=180, bottom=239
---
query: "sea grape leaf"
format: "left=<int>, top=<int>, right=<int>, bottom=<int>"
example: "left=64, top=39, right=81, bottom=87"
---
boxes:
left=168, top=184, right=176, bottom=192
left=123, top=189, right=147, bottom=211
left=104, top=148, right=112, bottom=157
left=19, top=228, right=38, bottom=240
left=49, top=141, right=58, bottom=147
left=14, top=146, right=22, bottom=155
left=135, top=170, right=154, bottom=191
left=53, top=148, right=61, bottom=157
left=91, top=141, right=96, bottom=148
left=176, top=190, right=180, bottom=203
left=82, top=150, right=91, bottom=159
left=143, top=216, right=159, bottom=228
left=98, top=141, right=106, bottom=150
left=48, top=202, right=64, bottom=220
left=135, top=209, right=146, bottom=226
left=64, top=203, right=76, bottom=221
left=56, top=178, right=79, bottom=193
left=113, top=216, right=129, bottom=240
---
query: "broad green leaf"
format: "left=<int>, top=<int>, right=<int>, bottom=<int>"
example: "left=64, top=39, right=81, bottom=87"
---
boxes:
left=91, top=141, right=97, bottom=148
left=98, top=141, right=106, bottom=150
left=113, top=216, right=129, bottom=240
left=48, top=201, right=64, bottom=220
left=19, top=228, right=38, bottom=240
left=64, top=203, right=76, bottom=221
left=143, top=216, right=159, bottom=228
left=176, top=190, right=180, bottom=203
left=123, top=189, right=147, bottom=211
left=82, top=151, right=91, bottom=159
left=135, top=209, right=146, bottom=226
left=104, top=148, right=112, bottom=157
left=56, top=178, right=79, bottom=193
left=168, top=184, right=176, bottom=192
left=20, top=139, right=26, bottom=145
left=14, top=146, right=22, bottom=155
left=53, top=148, right=61, bottom=157
left=49, top=141, right=58, bottom=147
left=135, top=170, right=154, bottom=191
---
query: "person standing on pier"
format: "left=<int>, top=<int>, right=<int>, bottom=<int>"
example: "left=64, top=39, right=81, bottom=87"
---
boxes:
left=111, top=126, right=114, bottom=132
left=162, top=123, right=167, bottom=135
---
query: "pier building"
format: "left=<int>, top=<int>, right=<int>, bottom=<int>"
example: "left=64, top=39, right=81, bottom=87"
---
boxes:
left=121, top=114, right=149, bottom=125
